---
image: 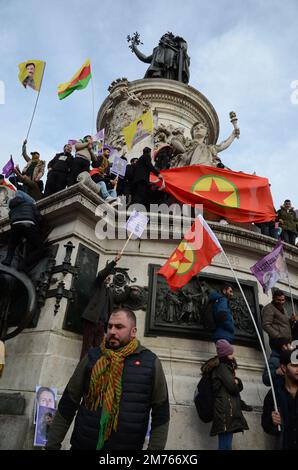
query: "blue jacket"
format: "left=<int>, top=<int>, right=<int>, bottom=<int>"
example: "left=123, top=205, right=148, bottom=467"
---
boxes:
left=209, top=292, right=235, bottom=343
left=262, top=349, right=282, bottom=387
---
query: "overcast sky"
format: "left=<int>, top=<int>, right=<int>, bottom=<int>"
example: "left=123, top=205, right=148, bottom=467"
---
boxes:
left=0, top=0, right=297, bottom=207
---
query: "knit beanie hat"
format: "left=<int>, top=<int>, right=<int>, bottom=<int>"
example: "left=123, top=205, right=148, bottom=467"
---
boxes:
left=216, top=339, right=234, bottom=358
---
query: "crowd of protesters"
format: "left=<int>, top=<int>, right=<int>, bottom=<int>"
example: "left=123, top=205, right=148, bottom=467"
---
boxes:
left=1, top=138, right=165, bottom=209
left=1, top=138, right=298, bottom=244
left=1, top=138, right=298, bottom=450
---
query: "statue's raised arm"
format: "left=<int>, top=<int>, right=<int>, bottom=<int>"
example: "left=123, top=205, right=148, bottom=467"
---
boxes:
left=127, top=32, right=152, bottom=64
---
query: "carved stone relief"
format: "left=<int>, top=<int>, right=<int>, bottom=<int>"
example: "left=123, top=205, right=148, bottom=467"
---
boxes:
left=145, top=264, right=261, bottom=347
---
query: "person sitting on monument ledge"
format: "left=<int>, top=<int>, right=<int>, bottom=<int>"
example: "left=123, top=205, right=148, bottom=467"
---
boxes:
left=90, top=146, right=118, bottom=202
left=9, top=139, right=45, bottom=196
left=12, top=165, right=43, bottom=201
left=79, top=252, right=122, bottom=360
left=170, top=121, right=239, bottom=168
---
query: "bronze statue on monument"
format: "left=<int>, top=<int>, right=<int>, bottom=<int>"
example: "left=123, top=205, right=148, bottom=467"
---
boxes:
left=127, top=31, right=190, bottom=84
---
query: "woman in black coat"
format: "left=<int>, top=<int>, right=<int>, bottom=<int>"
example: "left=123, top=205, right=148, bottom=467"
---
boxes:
left=211, top=340, right=249, bottom=450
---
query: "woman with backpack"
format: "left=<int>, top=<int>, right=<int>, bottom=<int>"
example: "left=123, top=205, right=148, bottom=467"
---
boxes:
left=210, top=340, right=249, bottom=450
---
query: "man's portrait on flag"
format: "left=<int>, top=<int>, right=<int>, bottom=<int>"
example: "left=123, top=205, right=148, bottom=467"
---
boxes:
left=22, top=62, right=36, bottom=90
left=18, top=60, right=45, bottom=92
left=131, top=119, right=150, bottom=147
left=122, top=111, right=153, bottom=150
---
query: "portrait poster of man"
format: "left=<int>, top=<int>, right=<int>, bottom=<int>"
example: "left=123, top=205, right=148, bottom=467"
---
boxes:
left=122, top=111, right=153, bottom=150
left=34, top=405, right=56, bottom=447
left=18, top=59, right=45, bottom=91
left=34, top=385, right=57, bottom=423
left=111, top=155, right=127, bottom=178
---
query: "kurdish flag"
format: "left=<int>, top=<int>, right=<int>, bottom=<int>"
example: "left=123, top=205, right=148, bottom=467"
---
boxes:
left=58, top=59, right=91, bottom=100
left=150, top=165, right=276, bottom=223
left=158, top=214, right=222, bottom=291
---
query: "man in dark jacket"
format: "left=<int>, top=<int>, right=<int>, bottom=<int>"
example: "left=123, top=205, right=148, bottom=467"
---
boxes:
left=131, top=147, right=163, bottom=210
left=79, top=253, right=122, bottom=359
left=262, top=348, right=298, bottom=450
left=44, top=144, right=73, bottom=197
left=46, top=307, right=170, bottom=450
left=1, top=191, right=44, bottom=271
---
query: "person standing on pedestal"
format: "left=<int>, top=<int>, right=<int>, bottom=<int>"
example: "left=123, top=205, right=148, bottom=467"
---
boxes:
left=277, top=199, right=298, bottom=246
left=44, top=144, right=73, bottom=197
left=79, top=253, right=122, bottom=359
left=131, top=147, right=163, bottom=210
left=209, top=284, right=253, bottom=412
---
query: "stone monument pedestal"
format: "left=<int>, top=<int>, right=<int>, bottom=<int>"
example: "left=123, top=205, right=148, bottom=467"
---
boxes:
left=1, top=183, right=297, bottom=449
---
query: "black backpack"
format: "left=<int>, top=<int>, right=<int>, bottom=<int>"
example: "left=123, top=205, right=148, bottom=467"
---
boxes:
left=194, top=373, right=214, bottom=423
left=200, top=297, right=217, bottom=332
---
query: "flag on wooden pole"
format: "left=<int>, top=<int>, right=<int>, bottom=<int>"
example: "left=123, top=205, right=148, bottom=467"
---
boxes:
left=158, top=215, right=222, bottom=290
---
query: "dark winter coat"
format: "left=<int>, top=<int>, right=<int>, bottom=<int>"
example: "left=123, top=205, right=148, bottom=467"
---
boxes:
left=132, top=153, right=160, bottom=186
left=277, top=205, right=298, bottom=233
left=81, top=260, right=116, bottom=324
left=9, top=196, right=41, bottom=225
left=262, top=380, right=298, bottom=450
left=47, top=152, right=73, bottom=174
left=209, top=292, right=235, bottom=343
left=210, top=362, right=249, bottom=436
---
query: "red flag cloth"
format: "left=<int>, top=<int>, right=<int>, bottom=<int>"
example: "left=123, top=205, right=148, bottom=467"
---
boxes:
left=158, top=215, right=222, bottom=291
left=150, top=165, right=275, bottom=223
left=1, top=181, right=16, bottom=192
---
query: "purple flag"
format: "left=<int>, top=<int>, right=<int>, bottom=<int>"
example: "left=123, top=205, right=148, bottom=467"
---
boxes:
left=93, top=128, right=105, bottom=142
left=2, top=156, right=14, bottom=177
left=68, top=139, right=77, bottom=146
left=250, top=241, right=288, bottom=294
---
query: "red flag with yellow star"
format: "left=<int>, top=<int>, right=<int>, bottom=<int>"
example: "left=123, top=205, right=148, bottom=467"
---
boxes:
left=158, top=215, right=222, bottom=291
left=151, top=165, right=275, bottom=223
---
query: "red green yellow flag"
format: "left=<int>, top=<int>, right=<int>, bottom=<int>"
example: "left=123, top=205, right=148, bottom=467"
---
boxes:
left=150, top=165, right=276, bottom=223
left=58, top=59, right=91, bottom=100
left=158, top=215, right=222, bottom=291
